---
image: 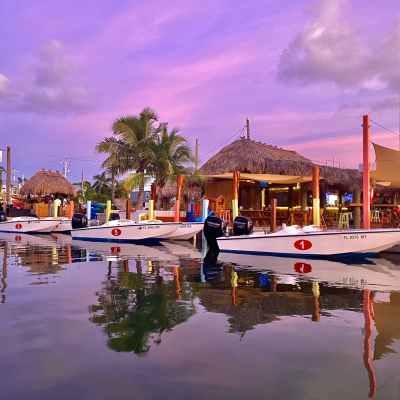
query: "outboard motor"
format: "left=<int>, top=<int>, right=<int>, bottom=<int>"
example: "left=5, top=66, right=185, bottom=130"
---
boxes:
left=0, top=211, right=7, bottom=222
left=109, top=212, right=120, bottom=221
left=203, top=215, right=225, bottom=253
left=72, top=213, right=88, bottom=229
left=233, top=216, right=253, bottom=236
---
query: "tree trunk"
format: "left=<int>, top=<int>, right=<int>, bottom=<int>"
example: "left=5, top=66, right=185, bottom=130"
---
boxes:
left=136, top=171, right=145, bottom=209
left=111, top=170, right=116, bottom=203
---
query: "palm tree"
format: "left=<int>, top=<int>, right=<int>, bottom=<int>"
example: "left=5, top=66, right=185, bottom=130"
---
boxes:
left=96, top=137, right=127, bottom=202
left=150, top=123, right=193, bottom=198
left=112, top=108, right=159, bottom=208
left=92, top=171, right=112, bottom=195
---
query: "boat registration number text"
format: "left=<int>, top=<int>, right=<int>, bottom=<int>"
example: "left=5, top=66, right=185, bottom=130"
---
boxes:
left=343, top=234, right=367, bottom=240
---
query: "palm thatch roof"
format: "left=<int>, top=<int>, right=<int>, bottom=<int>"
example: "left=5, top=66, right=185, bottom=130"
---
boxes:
left=20, top=169, right=76, bottom=197
left=200, top=138, right=361, bottom=190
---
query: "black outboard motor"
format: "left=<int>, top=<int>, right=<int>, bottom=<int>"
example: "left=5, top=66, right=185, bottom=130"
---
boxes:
left=203, top=215, right=225, bottom=253
left=72, top=213, right=88, bottom=229
left=0, top=211, right=6, bottom=222
left=233, top=216, right=253, bottom=236
left=109, top=212, right=120, bottom=221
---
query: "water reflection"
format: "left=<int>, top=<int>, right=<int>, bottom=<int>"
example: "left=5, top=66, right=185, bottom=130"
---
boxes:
left=2, top=237, right=400, bottom=399
left=89, top=258, right=197, bottom=354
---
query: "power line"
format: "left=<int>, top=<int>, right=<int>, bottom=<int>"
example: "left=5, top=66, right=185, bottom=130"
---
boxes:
left=370, top=119, right=399, bottom=136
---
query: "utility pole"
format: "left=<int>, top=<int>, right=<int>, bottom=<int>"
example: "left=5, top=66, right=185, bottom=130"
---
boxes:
left=246, top=118, right=250, bottom=140
left=61, top=159, right=71, bottom=178
left=194, top=138, right=199, bottom=172
left=81, top=169, right=84, bottom=193
left=6, top=146, right=11, bottom=206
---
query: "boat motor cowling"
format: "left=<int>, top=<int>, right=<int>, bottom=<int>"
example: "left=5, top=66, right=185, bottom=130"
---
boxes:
left=0, top=211, right=6, bottom=222
left=233, top=216, right=253, bottom=236
left=109, top=212, right=120, bottom=221
left=72, top=213, right=88, bottom=229
left=203, top=215, right=225, bottom=252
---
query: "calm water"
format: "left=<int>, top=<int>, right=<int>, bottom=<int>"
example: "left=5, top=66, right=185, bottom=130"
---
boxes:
left=1, top=233, right=400, bottom=399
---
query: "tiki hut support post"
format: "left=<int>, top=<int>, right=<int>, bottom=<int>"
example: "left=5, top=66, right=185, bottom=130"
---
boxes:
left=271, top=198, right=277, bottom=232
left=363, top=115, right=371, bottom=229
left=232, top=170, right=240, bottom=220
left=52, top=201, right=58, bottom=218
left=174, top=175, right=185, bottom=223
left=353, top=189, right=361, bottom=229
left=312, top=166, right=320, bottom=227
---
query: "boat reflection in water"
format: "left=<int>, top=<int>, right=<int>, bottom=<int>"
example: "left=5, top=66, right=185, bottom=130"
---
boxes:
left=2, top=237, right=400, bottom=399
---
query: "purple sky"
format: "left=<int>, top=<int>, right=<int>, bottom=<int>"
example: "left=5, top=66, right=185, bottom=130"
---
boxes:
left=1, top=0, right=400, bottom=181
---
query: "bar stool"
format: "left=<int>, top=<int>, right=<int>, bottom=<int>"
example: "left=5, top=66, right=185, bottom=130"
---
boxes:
left=338, top=212, right=350, bottom=229
left=371, top=210, right=381, bottom=224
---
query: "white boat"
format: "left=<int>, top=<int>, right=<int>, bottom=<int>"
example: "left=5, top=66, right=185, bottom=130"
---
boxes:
left=0, top=217, right=60, bottom=233
left=71, top=219, right=178, bottom=243
left=219, top=252, right=400, bottom=292
left=40, top=217, right=72, bottom=233
left=160, top=222, right=203, bottom=240
left=72, top=239, right=180, bottom=261
left=216, top=227, right=400, bottom=258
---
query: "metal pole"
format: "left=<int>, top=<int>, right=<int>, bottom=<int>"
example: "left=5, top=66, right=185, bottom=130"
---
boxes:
left=5, top=146, right=11, bottom=206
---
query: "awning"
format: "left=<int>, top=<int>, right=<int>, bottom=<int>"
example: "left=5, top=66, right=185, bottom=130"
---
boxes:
left=371, top=143, right=400, bottom=188
left=201, top=172, right=313, bottom=185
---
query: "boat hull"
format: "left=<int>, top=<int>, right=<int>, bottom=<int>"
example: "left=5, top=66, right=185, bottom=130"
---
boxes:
left=40, top=218, right=72, bottom=233
left=217, top=229, right=400, bottom=258
left=0, top=218, right=60, bottom=233
left=219, top=252, right=400, bottom=292
left=161, top=222, right=203, bottom=240
left=71, top=222, right=178, bottom=243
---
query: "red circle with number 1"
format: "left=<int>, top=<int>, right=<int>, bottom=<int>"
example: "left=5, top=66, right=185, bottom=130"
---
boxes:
left=294, top=239, right=312, bottom=251
left=111, top=228, right=122, bottom=237
left=15, top=223, right=22, bottom=230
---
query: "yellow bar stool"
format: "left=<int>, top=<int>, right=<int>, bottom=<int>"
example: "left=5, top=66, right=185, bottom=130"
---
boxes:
left=338, top=212, right=350, bottom=229
left=371, top=210, right=381, bottom=224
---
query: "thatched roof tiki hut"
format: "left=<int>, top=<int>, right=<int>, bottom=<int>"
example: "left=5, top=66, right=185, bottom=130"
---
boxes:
left=20, top=170, right=76, bottom=198
left=20, top=170, right=76, bottom=217
left=200, top=137, right=361, bottom=226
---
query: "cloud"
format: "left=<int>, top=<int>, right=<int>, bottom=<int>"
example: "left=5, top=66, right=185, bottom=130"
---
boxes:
left=277, top=0, right=400, bottom=97
left=278, top=0, right=371, bottom=87
left=0, top=73, right=9, bottom=94
left=0, top=40, right=89, bottom=114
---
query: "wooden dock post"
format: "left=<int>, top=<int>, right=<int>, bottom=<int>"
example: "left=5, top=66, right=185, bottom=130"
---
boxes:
left=106, top=200, right=111, bottom=222
left=174, top=175, right=185, bottom=223
left=363, top=115, right=371, bottom=229
left=271, top=198, right=277, bottom=232
left=312, top=165, right=320, bottom=227
left=232, top=170, right=240, bottom=220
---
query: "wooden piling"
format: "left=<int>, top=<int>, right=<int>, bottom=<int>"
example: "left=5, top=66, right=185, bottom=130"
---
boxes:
left=271, top=198, right=277, bottom=232
left=363, top=115, right=371, bottom=229
left=312, top=165, right=320, bottom=227
left=232, top=170, right=240, bottom=220
left=174, top=175, right=185, bottom=223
